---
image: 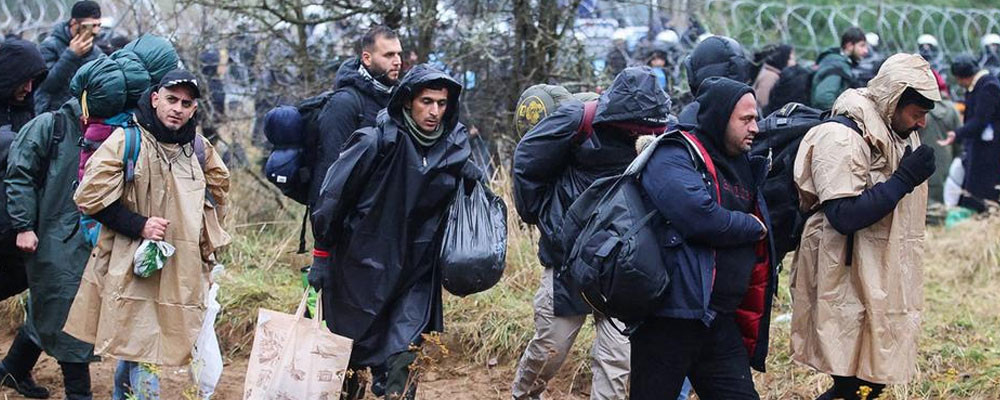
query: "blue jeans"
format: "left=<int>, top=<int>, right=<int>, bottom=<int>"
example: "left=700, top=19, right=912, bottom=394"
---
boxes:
left=113, top=360, right=160, bottom=400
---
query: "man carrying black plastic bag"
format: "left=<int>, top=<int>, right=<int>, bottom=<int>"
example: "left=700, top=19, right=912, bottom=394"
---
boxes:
left=309, top=64, right=483, bottom=400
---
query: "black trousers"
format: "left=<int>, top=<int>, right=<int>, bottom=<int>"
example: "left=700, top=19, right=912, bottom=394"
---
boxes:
left=630, top=314, right=760, bottom=400
left=0, top=243, right=26, bottom=301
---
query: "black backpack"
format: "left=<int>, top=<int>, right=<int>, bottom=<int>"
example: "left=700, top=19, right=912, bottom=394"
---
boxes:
left=264, top=87, right=363, bottom=205
left=750, top=103, right=861, bottom=261
left=765, top=64, right=814, bottom=115
left=561, top=130, right=717, bottom=327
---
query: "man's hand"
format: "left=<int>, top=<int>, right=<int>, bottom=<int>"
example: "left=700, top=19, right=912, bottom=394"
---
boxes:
left=68, top=32, right=94, bottom=57
left=16, top=231, right=38, bottom=253
left=141, top=217, right=170, bottom=240
left=937, top=131, right=956, bottom=147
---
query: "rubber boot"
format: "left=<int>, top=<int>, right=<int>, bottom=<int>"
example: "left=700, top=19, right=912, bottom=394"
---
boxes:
left=384, top=350, right=418, bottom=400
left=0, top=327, right=49, bottom=398
left=59, top=361, right=92, bottom=400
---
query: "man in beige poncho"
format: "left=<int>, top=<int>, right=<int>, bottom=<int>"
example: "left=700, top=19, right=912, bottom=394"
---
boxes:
left=64, top=69, right=230, bottom=399
left=791, top=53, right=940, bottom=399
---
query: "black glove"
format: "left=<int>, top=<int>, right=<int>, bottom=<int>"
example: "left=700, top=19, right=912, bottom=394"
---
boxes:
left=894, top=145, right=936, bottom=188
left=307, top=251, right=332, bottom=291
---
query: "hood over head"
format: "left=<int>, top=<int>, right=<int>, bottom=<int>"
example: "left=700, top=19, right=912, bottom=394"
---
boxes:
left=593, top=66, right=671, bottom=127
left=863, top=53, right=941, bottom=120
left=0, top=39, right=47, bottom=105
left=684, top=35, right=750, bottom=93
left=694, top=76, right=755, bottom=150
left=387, top=63, right=463, bottom=133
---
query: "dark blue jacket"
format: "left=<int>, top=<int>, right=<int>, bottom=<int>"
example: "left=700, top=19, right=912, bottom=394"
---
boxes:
left=640, top=135, right=779, bottom=372
left=957, top=73, right=1000, bottom=212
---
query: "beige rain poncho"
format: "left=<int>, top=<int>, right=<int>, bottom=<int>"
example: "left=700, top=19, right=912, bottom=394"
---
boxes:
left=65, top=124, right=230, bottom=366
left=790, top=54, right=940, bottom=383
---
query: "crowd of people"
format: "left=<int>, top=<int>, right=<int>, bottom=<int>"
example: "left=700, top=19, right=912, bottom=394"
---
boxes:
left=2, top=2, right=1000, bottom=400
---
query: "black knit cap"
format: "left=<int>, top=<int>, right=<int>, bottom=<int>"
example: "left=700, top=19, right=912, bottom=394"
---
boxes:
left=951, top=54, right=978, bottom=78
left=71, top=1, right=101, bottom=19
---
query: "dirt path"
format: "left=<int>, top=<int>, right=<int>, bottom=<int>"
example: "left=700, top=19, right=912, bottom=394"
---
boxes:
left=0, top=334, right=588, bottom=399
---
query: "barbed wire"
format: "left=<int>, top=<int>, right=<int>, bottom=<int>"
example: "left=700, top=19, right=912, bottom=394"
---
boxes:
left=702, top=0, right=1000, bottom=57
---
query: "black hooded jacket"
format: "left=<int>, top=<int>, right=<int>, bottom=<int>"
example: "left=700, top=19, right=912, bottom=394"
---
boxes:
left=678, top=36, right=750, bottom=128
left=310, top=64, right=478, bottom=367
left=692, top=77, right=761, bottom=313
left=513, top=66, right=670, bottom=316
left=0, top=39, right=47, bottom=131
left=310, top=57, right=393, bottom=206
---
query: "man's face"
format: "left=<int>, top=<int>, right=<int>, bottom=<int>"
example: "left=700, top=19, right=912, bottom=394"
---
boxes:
left=362, top=35, right=402, bottom=84
left=151, top=86, right=198, bottom=131
left=70, top=17, right=102, bottom=38
left=891, top=103, right=930, bottom=136
left=724, top=93, right=759, bottom=156
left=648, top=56, right=666, bottom=68
left=408, top=87, right=448, bottom=133
left=845, top=40, right=869, bottom=61
left=13, top=79, right=33, bottom=102
left=956, top=75, right=975, bottom=89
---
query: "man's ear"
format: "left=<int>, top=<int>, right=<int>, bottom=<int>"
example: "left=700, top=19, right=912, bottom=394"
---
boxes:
left=361, top=50, right=372, bottom=67
left=150, top=91, right=159, bottom=108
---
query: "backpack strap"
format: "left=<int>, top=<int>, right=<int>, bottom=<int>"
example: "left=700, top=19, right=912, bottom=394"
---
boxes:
left=678, top=131, right=722, bottom=202
left=573, top=100, right=599, bottom=145
left=826, top=114, right=862, bottom=135
left=123, top=126, right=141, bottom=182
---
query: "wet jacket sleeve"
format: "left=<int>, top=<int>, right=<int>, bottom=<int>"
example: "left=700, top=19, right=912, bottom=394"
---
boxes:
left=310, top=128, right=380, bottom=248
left=955, top=82, right=1000, bottom=141
left=311, top=89, right=363, bottom=204
left=201, top=136, right=231, bottom=220
left=4, top=114, right=53, bottom=232
left=37, top=41, right=83, bottom=102
left=74, top=128, right=129, bottom=215
left=512, top=104, right=581, bottom=225
left=640, top=144, right=764, bottom=247
left=822, top=176, right=911, bottom=235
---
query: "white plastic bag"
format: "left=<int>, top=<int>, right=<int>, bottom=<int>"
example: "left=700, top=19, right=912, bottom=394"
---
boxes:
left=944, top=157, right=965, bottom=207
left=133, top=239, right=176, bottom=278
left=190, top=265, right=224, bottom=399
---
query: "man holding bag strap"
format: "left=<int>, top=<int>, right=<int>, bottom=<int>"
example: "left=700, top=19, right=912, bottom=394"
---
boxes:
left=64, top=70, right=231, bottom=399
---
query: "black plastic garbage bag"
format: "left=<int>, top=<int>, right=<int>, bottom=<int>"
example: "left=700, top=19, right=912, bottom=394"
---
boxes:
left=439, top=179, right=508, bottom=297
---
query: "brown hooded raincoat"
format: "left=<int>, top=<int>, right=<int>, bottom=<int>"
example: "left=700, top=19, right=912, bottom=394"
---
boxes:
left=790, top=54, right=940, bottom=384
left=64, top=124, right=230, bottom=366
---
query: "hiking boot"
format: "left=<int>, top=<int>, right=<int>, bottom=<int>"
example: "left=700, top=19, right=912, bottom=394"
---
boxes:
left=0, top=364, right=50, bottom=399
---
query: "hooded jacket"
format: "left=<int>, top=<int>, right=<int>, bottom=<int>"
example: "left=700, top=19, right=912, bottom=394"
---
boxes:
left=310, top=64, right=478, bottom=367
left=640, top=77, right=778, bottom=371
left=0, top=39, right=47, bottom=131
left=791, top=54, right=940, bottom=383
left=811, top=47, right=855, bottom=110
left=513, top=66, right=670, bottom=316
left=678, top=36, right=750, bottom=128
left=310, top=57, right=393, bottom=206
left=35, top=21, right=104, bottom=113
left=0, top=39, right=47, bottom=239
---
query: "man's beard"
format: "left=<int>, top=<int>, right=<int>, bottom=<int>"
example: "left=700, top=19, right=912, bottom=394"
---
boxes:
left=368, top=65, right=398, bottom=86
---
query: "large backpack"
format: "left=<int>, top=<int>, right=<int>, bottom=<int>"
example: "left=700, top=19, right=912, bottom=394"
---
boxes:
left=750, top=103, right=861, bottom=261
left=560, top=130, right=718, bottom=327
left=263, top=88, right=363, bottom=205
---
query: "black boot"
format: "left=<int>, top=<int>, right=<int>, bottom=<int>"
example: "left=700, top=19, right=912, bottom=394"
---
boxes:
left=59, top=362, right=92, bottom=400
left=0, top=328, right=49, bottom=398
